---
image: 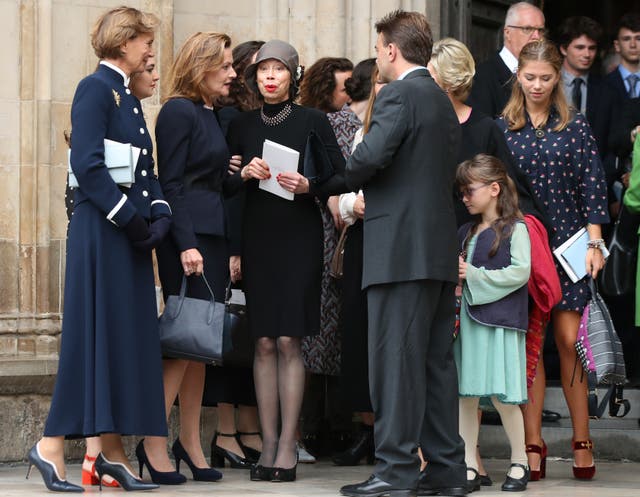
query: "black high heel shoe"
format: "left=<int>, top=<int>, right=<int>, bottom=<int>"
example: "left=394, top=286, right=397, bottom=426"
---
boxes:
left=501, top=463, right=530, bottom=492
left=26, top=443, right=84, bottom=493
left=237, top=431, right=262, bottom=463
left=172, top=439, right=222, bottom=481
left=94, top=453, right=158, bottom=491
left=135, top=440, right=186, bottom=485
left=249, top=464, right=274, bottom=481
left=210, top=432, right=253, bottom=469
left=271, top=452, right=299, bottom=483
left=331, top=425, right=374, bottom=466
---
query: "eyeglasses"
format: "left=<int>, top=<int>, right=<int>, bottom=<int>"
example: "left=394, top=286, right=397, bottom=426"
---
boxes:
left=457, top=183, right=490, bottom=200
left=507, top=25, right=547, bottom=37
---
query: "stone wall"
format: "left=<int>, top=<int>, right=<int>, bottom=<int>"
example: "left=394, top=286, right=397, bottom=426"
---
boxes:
left=0, top=0, right=442, bottom=462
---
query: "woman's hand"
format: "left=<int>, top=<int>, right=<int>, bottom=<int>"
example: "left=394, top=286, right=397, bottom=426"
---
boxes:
left=230, top=255, right=242, bottom=282
left=458, top=256, right=467, bottom=281
left=241, top=157, right=271, bottom=181
left=229, top=155, right=242, bottom=175
left=586, top=247, right=606, bottom=279
left=353, top=194, right=365, bottom=219
left=181, top=248, right=204, bottom=276
left=327, top=196, right=344, bottom=230
left=277, top=171, right=309, bottom=194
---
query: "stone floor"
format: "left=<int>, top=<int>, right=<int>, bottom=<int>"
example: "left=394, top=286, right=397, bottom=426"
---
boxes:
left=2, top=458, right=639, bottom=497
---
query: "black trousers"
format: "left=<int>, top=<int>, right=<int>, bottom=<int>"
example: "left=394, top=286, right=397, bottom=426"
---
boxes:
left=367, top=279, right=466, bottom=488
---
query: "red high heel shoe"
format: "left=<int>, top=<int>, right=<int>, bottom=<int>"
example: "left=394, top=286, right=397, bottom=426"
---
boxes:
left=81, top=454, right=119, bottom=487
left=526, top=440, right=547, bottom=481
left=572, top=440, right=596, bottom=480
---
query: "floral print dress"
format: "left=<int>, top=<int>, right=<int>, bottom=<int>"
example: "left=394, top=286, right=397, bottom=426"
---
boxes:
left=496, top=111, right=609, bottom=311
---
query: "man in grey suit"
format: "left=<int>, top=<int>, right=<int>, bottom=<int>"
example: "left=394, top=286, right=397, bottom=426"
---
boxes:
left=339, top=10, right=467, bottom=497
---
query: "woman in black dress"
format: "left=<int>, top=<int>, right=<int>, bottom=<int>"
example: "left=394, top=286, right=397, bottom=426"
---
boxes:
left=28, top=7, right=168, bottom=492
left=227, top=40, right=346, bottom=482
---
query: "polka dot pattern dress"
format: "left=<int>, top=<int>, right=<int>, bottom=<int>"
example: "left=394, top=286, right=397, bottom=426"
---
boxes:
left=496, top=111, right=609, bottom=312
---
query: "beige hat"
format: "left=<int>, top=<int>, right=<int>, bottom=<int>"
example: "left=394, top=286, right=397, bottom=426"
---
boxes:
left=245, top=40, right=302, bottom=95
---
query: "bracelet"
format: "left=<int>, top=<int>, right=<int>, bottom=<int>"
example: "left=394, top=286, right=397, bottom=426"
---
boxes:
left=587, top=238, right=605, bottom=251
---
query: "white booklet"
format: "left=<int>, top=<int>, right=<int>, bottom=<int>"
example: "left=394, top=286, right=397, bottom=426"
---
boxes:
left=259, top=139, right=300, bottom=201
left=68, top=138, right=140, bottom=188
left=553, top=227, right=610, bottom=283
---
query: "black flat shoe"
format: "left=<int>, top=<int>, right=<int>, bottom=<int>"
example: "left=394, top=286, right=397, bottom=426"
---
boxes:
left=237, top=431, right=262, bottom=462
left=136, top=440, right=186, bottom=485
left=466, top=468, right=481, bottom=493
left=541, top=409, right=561, bottom=423
left=210, top=432, right=253, bottom=469
left=94, top=453, right=158, bottom=491
left=417, top=468, right=468, bottom=497
left=271, top=463, right=297, bottom=482
left=249, top=464, right=274, bottom=481
left=172, top=439, right=222, bottom=482
left=501, top=463, right=529, bottom=492
left=26, top=443, right=84, bottom=493
left=340, top=474, right=416, bottom=497
left=332, top=426, right=375, bottom=466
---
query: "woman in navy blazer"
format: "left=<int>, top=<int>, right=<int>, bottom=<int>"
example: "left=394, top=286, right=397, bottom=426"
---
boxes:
left=27, top=7, right=170, bottom=492
left=142, top=32, right=262, bottom=484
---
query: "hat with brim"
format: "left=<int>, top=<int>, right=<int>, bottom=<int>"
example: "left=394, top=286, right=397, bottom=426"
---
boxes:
left=245, top=39, right=300, bottom=95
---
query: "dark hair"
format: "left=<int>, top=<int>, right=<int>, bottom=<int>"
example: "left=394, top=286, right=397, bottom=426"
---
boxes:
left=216, top=40, right=264, bottom=110
left=456, top=154, right=523, bottom=257
left=375, top=10, right=433, bottom=66
left=344, top=58, right=376, bottom=102
left=556, top=16, right=602, bottom=48
left=615, top=12, right=640, bottom=38
left=298, top=57, right=354, bottom=112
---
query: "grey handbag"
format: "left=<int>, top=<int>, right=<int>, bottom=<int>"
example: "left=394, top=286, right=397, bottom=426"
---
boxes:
left=159, top=273, right=225, bottom=365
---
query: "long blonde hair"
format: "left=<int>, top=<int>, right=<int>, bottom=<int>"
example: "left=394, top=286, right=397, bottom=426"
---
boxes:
left=363, top=67, right=384, bottom=134
left=164, top=32, right=231, bottom=103
left=502, top=39, right=571, bottom=132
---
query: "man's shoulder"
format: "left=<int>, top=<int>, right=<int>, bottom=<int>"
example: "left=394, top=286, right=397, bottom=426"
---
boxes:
left=475, top=52, right=505, bottom=75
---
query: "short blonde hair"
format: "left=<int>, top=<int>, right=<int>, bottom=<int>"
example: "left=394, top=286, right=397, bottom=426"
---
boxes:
left=429, top=38, right=475, bottom=101
left=91, top=6, right=158, bottom=60
left=164, top=32, right=231, bottom=103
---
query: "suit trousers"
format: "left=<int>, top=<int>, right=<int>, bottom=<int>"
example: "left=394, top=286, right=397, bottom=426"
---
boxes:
left=367, top=279, right=466, bottom=488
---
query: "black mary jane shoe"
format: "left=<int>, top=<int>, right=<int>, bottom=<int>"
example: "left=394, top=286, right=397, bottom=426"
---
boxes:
left=466, top=468, right=481, bottom=493
left=332, top=426, right=375, bottom=466
left=136, top=440, right=186, bottom=485
left=94, top=453, right=158, bottom=491
left=237, top=431, right=262, bottom=463
left=249, top=464, right=274, bottom=481
left=340, top=474, right=416, bottom=497
left=210, top=432, right=253, bottom=469
left=501, top=463, right=529, bottom=492
left=172, top=439, right=222, bottom=482
left=26, top=443, right=84, bottom=493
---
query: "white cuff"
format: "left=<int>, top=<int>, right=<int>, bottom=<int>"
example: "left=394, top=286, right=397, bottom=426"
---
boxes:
left=339, top=192, right=357, bottom=225
left=106, top=194, right=128, bottom=225
left=151, top=199, right=172, bottom=215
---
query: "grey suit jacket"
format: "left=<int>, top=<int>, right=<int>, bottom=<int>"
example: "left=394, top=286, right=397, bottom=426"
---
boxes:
left=345, top=68, right=461, bottom=288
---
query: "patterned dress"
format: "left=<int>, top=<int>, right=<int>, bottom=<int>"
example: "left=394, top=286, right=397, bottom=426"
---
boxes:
left=496, top=111, right=609, bottom=311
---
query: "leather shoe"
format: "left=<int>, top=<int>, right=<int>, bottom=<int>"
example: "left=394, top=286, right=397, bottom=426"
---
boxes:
left=418, top=470, right=468, bottom=496
left=541, top=409, right=561, bottom=423
left=340, top=474, right=416, bottom=497
left=501, top=463, right=529, bottom=492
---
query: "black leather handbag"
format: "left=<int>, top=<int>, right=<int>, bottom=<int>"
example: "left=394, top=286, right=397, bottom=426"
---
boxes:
left=598, top=203, right=640, bottom=297
left=159, top=273, right=226, bottom=365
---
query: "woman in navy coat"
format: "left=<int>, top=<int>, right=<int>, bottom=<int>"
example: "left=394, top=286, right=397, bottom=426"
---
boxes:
left=27, top=7, right=170, bottom=492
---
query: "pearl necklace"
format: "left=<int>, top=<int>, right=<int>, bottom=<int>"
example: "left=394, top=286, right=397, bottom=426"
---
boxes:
left=260, top=103, right=292, bottom=126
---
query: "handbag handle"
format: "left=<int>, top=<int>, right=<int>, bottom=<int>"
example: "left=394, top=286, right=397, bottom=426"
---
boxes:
left=171, top=271, right=217, bottom=324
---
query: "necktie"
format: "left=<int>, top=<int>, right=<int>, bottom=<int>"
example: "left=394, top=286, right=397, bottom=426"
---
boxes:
left=627, top=74, right=639, bottom=98
left=572, top=78, right=583, bottom=111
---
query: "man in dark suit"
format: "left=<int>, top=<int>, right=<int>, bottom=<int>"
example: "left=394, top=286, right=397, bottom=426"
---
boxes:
left=468, top=2, right=545, bottom=118
left=557, top=16, right=621, bottom=199
left=606, top=12, right=640, bottom=101
left=339, top=10, right=466, bottom=497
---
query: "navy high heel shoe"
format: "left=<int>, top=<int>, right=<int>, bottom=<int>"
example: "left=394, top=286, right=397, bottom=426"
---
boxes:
left=172, top=439, right=222, bottom=482
left=94, top=453, right=159, bottom=491
left=26, top=443, right=84, bottom=493
left=135, top=440, right=186, bottom=485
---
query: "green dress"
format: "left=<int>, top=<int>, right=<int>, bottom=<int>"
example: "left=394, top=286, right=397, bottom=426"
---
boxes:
left=454, top=223, right=531, bottom=404
left=623, top=137, right=640, bottom=326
